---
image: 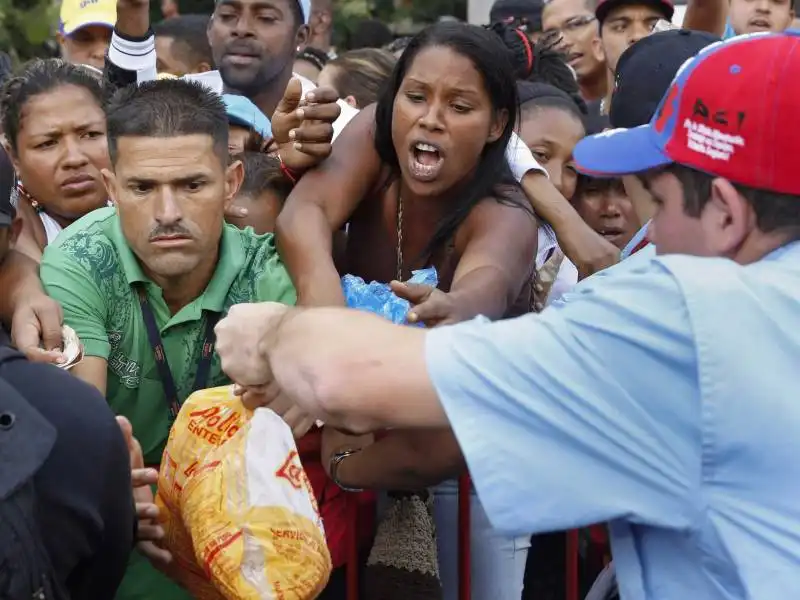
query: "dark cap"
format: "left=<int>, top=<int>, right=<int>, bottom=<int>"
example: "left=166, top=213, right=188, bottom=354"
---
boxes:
left=609, top=28, right=721, bottom=129
left=490, top=0, right=545, bottom=31
left=0, top=147, right=15, bottom=227
left=595, top=0, right=674, bottom=25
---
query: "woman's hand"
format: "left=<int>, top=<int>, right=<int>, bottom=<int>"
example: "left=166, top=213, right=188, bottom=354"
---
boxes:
left=390, top=281, right=463, bottom=328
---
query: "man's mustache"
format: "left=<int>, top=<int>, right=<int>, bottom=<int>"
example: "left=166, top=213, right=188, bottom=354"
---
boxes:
left=223, top=41, right=262, bottom=56
left=149, top=225, right=193, bottom=241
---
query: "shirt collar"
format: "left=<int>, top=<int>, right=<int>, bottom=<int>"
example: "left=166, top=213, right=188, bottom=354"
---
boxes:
left=621, top=221, right=650, bottom=260
left=761, top=239, right=800, bottom=263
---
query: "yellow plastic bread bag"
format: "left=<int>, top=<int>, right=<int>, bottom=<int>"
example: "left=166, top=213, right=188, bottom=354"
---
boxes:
left=156, top=385, right=332, bottom=599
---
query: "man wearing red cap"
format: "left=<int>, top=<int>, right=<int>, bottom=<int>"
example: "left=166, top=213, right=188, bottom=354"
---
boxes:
left=215, top=31, right=800, bottom=599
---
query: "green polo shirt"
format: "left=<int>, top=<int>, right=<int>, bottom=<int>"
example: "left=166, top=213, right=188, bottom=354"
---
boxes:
left=40, top=206, right=296, bottom=600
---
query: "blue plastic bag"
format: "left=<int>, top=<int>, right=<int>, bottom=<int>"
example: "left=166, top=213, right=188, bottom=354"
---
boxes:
left=341, top=268, right=438, bottom=326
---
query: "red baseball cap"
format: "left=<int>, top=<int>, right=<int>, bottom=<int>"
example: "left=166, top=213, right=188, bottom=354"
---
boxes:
left=595, top=0, right=674, bottom=24
left=574, top=31, right=800, bottom=196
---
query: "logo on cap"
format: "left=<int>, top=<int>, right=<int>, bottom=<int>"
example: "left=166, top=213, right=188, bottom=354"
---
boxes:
left=653, top=83, right=679, bottom=133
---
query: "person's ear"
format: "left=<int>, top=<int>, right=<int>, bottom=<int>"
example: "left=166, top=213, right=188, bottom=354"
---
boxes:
left=223, top=159, right=244, bottom=211
left=344, top=95, right=358, bottom=109
left=702, top=177, right=753, bottom=257
left=488, top=109, right=508, bottom=143
left=100, top=168, right=118, bottom=206
left=590, top=35, right=605, bottom=62
left=295, top=25, right=310, bottom=50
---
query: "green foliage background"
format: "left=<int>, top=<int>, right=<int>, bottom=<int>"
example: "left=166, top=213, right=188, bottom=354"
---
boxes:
left=0, top=0, right=60, bottom=63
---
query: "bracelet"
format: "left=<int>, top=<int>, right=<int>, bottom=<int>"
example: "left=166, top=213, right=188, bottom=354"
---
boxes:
left=329, top=448, right=364, bottom=493
left=279, top=157, right=300, bottom=185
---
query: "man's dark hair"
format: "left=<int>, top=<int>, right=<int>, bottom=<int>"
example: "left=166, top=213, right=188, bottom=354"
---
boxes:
left=649, top=164, right=800, bottom=239
left=289, top=0, right=305, bottom=28
left=105, top=79, right=229, bottom=164
left=175, top=0, right=215, bottom=12
left=153, top=14, right=214, bottom=68
left=233, top=152, right=292, bottom=201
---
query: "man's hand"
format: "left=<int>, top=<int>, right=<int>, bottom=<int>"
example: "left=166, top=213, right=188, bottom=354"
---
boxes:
left=115, top=0, right=150, bottom=38
left=11, top=292, right=65, bottom=364
left=233, top=382, right=316, bottom=438
left=215, top=302, right=292, bottom=387
left=271, top=78, right=341, bottom=173
left=390, top=281, right=462, bottom=328
left=117, top=416, right=172, bottom=569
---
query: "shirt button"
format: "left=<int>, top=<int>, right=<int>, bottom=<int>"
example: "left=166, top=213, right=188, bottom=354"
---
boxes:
left=0, top=411, right=15, bottom=430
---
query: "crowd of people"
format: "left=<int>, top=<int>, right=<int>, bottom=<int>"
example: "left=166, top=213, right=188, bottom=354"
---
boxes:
left=0, top=0, right=798, bottom=598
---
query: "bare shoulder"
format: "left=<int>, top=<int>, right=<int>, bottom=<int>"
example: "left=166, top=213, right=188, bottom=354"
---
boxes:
left=458, top=188, right=538, bottom=241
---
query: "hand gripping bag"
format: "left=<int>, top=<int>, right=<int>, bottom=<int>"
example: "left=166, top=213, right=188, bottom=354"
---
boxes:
left=155, top=385, right=332, bottom=599
left=341, top=267, right=438, bottom=325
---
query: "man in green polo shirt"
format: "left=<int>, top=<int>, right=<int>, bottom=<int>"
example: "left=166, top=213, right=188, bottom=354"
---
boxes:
left=40, top=79, right=296, bottom=600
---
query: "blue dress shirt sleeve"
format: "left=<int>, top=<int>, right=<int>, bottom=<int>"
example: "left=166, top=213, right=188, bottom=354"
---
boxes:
left=425, top=261, right=704, bottom=535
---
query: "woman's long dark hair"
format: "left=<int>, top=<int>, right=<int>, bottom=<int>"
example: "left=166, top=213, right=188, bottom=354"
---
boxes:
left=373, top=21, right=524, bottom=259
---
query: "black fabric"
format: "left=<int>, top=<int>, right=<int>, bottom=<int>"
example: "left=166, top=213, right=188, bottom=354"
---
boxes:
left=583, top=100, right=610, bottom=135
left=610, top=29, right=720, bottom=129
left=0, top=346, right=64, bottom=600
left=490, top=0, right=545, bottom=31
left=103, top=54, right=139, bottom=100
left=0, top=345, right=135, bottom=599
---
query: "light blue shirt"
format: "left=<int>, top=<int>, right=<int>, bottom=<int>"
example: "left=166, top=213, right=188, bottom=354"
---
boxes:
left=426, top=242, right=800, bottom=599
left=620, top=221, right=650, bottom=260
left=551, top=224, right=655, bottom=307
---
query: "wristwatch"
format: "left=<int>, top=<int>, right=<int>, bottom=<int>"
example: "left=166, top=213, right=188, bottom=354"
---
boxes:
left=329, top=449, right=365, bottom=493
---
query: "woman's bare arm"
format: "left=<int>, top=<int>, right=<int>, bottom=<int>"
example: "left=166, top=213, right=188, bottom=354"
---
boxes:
left=276, top=105, right=383, bottom=307
left=520, top=170, right=619, bottom=278
left=448, top=196, right=539, bottom=320
left=322, top=427, right=465, bottom=491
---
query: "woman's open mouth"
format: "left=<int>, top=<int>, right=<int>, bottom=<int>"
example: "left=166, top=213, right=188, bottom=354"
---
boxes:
left=408, top=141, right=445, bottom=182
